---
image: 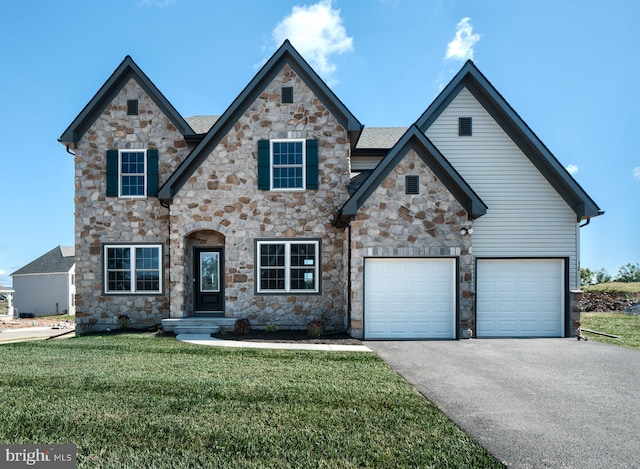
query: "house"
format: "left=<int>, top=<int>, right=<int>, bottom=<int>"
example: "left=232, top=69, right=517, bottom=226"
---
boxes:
left=11, top=246, right=76, bottom=317
left=58, top=41, right=601, bottom=339
left=0, top=285, right=15, bottom=317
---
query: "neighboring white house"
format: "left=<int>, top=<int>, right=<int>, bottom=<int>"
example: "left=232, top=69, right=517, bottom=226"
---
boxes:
left=0, top=285, right=15, bottom=317
left=11, top=246, right=76, bottom=317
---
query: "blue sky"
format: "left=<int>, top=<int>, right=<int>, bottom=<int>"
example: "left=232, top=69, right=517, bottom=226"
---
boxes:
left=0, top=0, right=638, bottom=286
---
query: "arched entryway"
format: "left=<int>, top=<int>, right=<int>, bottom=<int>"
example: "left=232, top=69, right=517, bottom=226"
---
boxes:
left=185, top=230, right=225, bottom=316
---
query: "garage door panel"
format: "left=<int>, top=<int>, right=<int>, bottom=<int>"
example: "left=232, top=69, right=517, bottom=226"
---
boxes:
left=477, top=259, right=564, bottom=338
left=365, top=258, right=456, bottom=339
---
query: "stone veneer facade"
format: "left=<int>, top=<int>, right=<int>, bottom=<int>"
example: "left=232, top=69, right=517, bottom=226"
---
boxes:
left=348, top=149, right=473, bottom=339
left=74, top=78, right=191, bottom=331
left=168, top=65, right=350, bottom=329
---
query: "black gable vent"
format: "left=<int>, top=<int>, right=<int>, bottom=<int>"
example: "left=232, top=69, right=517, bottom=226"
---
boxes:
left=127, top=99, right=139, bottom=116
left=281, top=87, right=293, bottom=103
left=459, top=117, right=472, bottom=136
left=406, top=175, right=419, bottom=195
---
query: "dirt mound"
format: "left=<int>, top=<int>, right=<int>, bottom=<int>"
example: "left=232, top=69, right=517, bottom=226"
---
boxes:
left=580, top=292, right=637, bottom=312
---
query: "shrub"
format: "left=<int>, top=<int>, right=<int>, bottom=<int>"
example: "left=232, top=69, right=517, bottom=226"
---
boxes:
left=265, top=324, right=277, bottom=332
left=117, top=314, right=130, bottom=330
left=307, top=320, right=324, bottom=338
left=79, top=317, right=98, bottom=334
left=234, top=318, right=251, bottom=335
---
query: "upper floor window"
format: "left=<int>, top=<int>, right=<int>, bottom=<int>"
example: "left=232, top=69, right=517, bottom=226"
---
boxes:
left=106, top=149, right=158, bottom=198
left=271, top=139, right=305, bottom=190
left=120, top=150, right=146, bottom=197
left=257, top=139, right=318, bottom=191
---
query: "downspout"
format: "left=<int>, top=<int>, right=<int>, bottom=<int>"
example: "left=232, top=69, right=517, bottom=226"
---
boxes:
left=331, top=210, right=351, bottom=333
left=160, top=199, right=171, bottom=319
left=65, top=145, right=76, bottom=156
left=579, top=218, right=590, bottom=228
left=346, top=221, right=352, bottom=333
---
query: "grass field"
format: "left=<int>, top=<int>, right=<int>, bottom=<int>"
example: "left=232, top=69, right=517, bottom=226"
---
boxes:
left=581, top=282, right=640, bottom=350
left=0, top=334, right=503, bottom=468
left=581, top=313, right=640, bottom=350
left=583, top=282, right=640, bottom=296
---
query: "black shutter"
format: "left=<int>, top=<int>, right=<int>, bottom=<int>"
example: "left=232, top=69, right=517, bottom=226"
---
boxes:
left=257, top=140, right=270, bottom=190
left=306, top=139, right=318, bottom=190
left=147, top=149, right=159, bottom=197
left=106, top=150, right=118, bottom=197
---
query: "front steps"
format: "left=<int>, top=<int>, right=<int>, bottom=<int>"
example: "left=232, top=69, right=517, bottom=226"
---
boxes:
left=161, top=317, right=237, bottom=335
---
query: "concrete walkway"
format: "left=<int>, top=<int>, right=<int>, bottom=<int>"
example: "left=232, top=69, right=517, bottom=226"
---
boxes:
left=176, top=333, right=372, bottom=352
left=368, top=339, right=640, bottom=469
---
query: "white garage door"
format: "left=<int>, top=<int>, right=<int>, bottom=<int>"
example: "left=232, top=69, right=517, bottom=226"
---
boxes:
left=477, top=259, right=565, bottom=338
left=365, top=258, right=456, bottom=339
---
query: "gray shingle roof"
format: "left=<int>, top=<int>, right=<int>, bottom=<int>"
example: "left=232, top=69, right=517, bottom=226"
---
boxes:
left=11, top=246, right=75, bottom=276
left=183, top=119, right=406, bottom=150
left=186, top=115, right=220, bottom=134
left=356, top=127, right=408, bottom=149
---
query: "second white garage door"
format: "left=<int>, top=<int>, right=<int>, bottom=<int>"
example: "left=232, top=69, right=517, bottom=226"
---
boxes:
left=364, top=258, right=456, bottom=339
left=477, top=259, right=565, bottom=338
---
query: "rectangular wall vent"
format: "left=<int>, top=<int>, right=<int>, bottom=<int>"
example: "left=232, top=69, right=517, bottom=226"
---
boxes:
left=127, top=99, right=139, bottom=116
left=406, top=175, right=419, bottom=195
left=281, top=87, right=293, bottom=103
left=458, top=117, right=472, bottom=136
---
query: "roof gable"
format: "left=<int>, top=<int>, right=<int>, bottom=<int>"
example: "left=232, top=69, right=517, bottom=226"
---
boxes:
left=59, top=56, right=195, bottom=147
left=415, top=60, right=601, bottom=220
left=158, top=40, right=363, bottom=200
left=341, top=125, right=487, bottom=219
left=11, top=246, right=75, bottom=276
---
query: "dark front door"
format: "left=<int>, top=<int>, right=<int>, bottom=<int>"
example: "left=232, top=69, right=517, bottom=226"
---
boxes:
left=194, top=247, right=224, bottom=314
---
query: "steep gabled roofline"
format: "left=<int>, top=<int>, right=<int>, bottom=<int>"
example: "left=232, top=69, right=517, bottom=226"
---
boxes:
left=58, top=56, right=195, bottom=147
left=415, top=60, right=602, bottom=221
left=340, top=125, right=487, bottom=219
left=158, top=40, right=363, bottom=200
left=11, top=245, right=75, bottom=276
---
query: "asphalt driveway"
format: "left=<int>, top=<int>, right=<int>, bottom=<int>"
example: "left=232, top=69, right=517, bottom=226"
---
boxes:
left=367, top=339, right=640, bottom=469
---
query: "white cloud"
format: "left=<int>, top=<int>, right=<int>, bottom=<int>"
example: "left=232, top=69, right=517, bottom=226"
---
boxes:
left=445, top=17, right=480, bottom=61
left=139, top=0, right=174, bottom=8
left=566, top=164, right=579, bottom=175
left=272, top=0, right=353, bottom=84
left=633, top=166, right=640, bottom=180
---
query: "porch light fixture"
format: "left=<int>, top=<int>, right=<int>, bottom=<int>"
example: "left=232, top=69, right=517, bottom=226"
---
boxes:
left=459, top=226, right=473, bottom=236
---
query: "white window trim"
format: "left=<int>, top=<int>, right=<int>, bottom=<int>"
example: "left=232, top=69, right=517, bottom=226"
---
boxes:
left=257, top=240, right=319, bottom=293
left=103, top=244, right=163, bottom=294
left=118, top=149, right=147, bottom=198
left=270, top=139, right=306, bottom=191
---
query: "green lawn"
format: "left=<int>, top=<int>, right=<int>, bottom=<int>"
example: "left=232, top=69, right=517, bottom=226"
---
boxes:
left=581, top=313, right=640, bottom=350
left=583, top=282, right=640, bottom=296
left=0, top=334, right=502, bottom=468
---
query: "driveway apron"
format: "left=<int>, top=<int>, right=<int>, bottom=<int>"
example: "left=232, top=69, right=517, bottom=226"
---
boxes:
left=367, top=339, right=640, bottom=469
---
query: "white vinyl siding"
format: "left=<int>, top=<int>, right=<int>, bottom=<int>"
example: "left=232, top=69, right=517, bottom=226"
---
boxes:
left=425, top=88, right=580, bottom=289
